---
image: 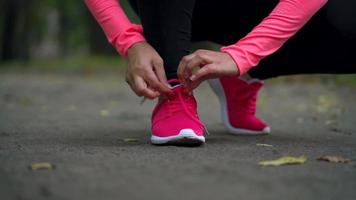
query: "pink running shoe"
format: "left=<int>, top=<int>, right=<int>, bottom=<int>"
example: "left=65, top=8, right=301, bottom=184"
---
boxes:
left=208, top=76, right=270, bottom=135
left=151, top=79, right=205, bottom=145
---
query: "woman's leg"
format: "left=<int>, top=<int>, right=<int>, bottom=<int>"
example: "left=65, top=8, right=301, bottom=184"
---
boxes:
left=189, top=0, right=356, bottom=135
left=129, top=0, right=196, bottom=80
left=189, top=0, right=279, bottom=135
left=191, top=0, right=278, bottom=47
left=248, top=1, right=356, bottom=80
left=190, top=0, right=356, bottom=79
left=128, top=0, right=206, bottom=145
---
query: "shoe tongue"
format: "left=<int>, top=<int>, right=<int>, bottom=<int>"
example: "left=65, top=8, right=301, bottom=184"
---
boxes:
left=167, top=79, right=184, bottom=91
left=168, top=79, right=182, bottom=87
left=171, top=83, right=183, bottom=90
left=169, top=83, right=189, bottom=98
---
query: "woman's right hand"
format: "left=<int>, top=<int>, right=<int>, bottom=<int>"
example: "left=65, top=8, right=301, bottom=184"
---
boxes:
left=126, top=42, right=173, bottom=99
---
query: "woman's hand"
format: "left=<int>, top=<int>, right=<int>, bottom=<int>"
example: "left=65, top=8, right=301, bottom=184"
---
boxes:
left=177, top=49, right=239, bottom=91
left=126, top=42, right=173, bottom=99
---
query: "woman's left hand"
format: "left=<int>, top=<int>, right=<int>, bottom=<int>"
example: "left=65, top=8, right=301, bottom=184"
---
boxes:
left=177, top=49, right=239, bottom=92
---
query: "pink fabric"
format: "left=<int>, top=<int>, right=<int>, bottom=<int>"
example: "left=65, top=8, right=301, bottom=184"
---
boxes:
left=86, top=0, right=327, bottom=72
left=219, top=76, right=267, bottom=131
left=85, top=0, right=146, bottom=56
left=151, top=82, right=204, bottom=137
left=221, top=0, right=328, bottom=75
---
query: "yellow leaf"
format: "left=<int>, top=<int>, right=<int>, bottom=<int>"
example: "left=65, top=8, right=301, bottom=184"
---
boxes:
left=123, top=138, right=139, bottom=143
left=100, top=110, right=110, bottom=117
left=256, top=143, right=274, bottom=147
left=17, top=97, right=33, bottom=107
left=67, top=105, right=77, bottom=111
left=316, top=95, right=335, bottom=113
left=259, top=156, right=307, bottom=166
left=30, top=162, right=54, bottom=170
left=317, top=156, right=351, bottom=163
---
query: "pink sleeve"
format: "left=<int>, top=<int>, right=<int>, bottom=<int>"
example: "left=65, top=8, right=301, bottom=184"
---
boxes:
left=85, top=0, right=146, bottom=56
left=221, top=0, right=328, bottom=75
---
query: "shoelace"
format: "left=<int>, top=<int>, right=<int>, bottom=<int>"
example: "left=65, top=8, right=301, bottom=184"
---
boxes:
left=167, top=86, right=202, bottom=125
left=166, top=80, right=210, bottom=135
left=140, top=79, right=210, bottom=135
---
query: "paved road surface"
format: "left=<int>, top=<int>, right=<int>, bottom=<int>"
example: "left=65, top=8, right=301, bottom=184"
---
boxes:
left=1, top=72, right=355, bottom=200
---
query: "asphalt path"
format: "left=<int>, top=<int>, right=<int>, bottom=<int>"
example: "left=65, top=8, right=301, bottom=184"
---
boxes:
left=1, top=72, right=355, bottom=200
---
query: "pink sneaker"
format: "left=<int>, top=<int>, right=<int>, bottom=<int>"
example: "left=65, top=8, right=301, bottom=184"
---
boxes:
left=208, top=76, right=270, bottom=135
left=151, top=79, right=205, bottom=145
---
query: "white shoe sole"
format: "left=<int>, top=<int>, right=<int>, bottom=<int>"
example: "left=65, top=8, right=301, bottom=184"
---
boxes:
left=151, top=129, right=205, bottom=145
left=208, top=78, right=270, bottom=135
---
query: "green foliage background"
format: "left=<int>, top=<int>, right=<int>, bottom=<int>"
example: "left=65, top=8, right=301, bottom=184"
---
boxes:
left=0, top=0, right=355, bottom=85
left=0, top=0, right=138, bottom=62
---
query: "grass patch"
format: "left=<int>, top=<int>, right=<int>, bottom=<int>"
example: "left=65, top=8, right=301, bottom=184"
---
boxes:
left=269, top=74, right=356, bottom=86
left=1, top=57, right=356, bottom=86
left=0, top=55, right=126, bottom=73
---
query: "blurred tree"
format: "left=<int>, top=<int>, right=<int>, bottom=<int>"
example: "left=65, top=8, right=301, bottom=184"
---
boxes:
left=0, top=0, right=139, bottom=62
left=86, top=8, right=116, bottom=55
left=1, top=0, right=34, bottom=61
left=86, top=0, right=140, bottom=55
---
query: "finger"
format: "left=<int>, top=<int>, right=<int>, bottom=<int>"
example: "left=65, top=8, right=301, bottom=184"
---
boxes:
left=125, top=72, right=132, bottom=87
left=190, top=64, right=215, bottom=82
left=133, top=76, right=160, bottom=99
left=177, top=54, right=195, bottom=83
left=186, top=73, right=216, bottom=92
left=145, top=70, right=172, bottom=94
left=152, top=59, right=170, bottom=90
left=183, top=55, right=206, bottom=81
left=125, top=71, right=136, bottom=92
left=185, top=78, right=204, bottom=92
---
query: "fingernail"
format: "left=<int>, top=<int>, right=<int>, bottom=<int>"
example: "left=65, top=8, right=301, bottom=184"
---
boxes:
left=184, top=73, right=190, bottom=79
left=190, top=75, right=196, bottom=81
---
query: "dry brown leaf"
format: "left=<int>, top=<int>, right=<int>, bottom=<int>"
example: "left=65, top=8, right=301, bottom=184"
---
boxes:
left=317, top=156, right=351, bottom=163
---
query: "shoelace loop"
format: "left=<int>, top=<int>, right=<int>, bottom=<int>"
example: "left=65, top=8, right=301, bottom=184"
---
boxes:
left=167, top=84, right=210, bottom=135
left=142, top=79, right=210, bottom=135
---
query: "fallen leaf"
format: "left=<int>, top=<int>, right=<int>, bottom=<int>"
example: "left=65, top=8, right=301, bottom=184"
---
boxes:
left=329, top=127, right=353, bottom=136
left=123, top=138, right=139, bottom=143
left=259, top=156, right=307, bottom=166
left=316, top=95, right=335, bottom=113
left=296, top=117, right=304, bottom=124
left=100, top=110, right=110, bottom=117
left=17, top=97, right=33, bottom=107
left=30, top=162, right=54, bottom=170
left=317, top=156, right=351, bottom=163
left=108, top=100, right=119, bottom=107
left=256, top=143, right=274, bottom=147
left=324, top=119, right=336, bottom=126
left=67, top=105, right=77, bottom=111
